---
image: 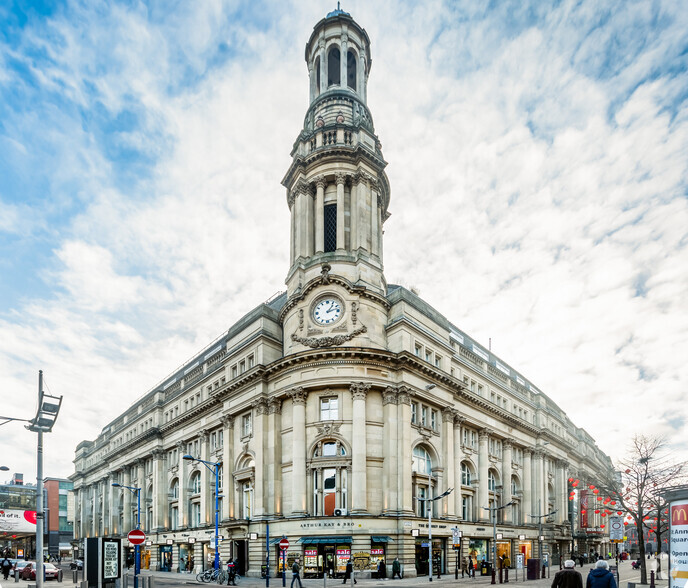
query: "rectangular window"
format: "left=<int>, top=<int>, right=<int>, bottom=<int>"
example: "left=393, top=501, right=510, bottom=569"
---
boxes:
left=462, top=496, right=472, bottom=521
left=425, top=349, right=432, bottom=363
left=324, top=204, right=337, bottom=252
left=320, top=397, right=339, bottom=420
left=435, top=355, right=441, bottom=368
left=421, top=406, right=427, bottom=427
left=231, top=365, right=238, bottom=378
left=431, top=410, right=437, bottom=430
left=248, top=354, right=255, bottom=368
left=239, top=360, right=246, bottom=374
left=411, top=402, right=418, bottom=424
left=242, top=413, right=252, bottom=437
left=415, top=343, right=422, bottom=357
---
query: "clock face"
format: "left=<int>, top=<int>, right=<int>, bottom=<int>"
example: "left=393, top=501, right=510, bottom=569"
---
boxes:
left=313, top=298, right=343, bottom=325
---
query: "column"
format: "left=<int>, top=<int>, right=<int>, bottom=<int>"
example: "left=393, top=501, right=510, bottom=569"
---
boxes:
left=340, top=36, right=348, bottom=88
left=358, top=53, right=365, bottom=98
left=371, top=185, right=380, bottom=256
left=289, top=387, right=308, bottom=516
left=198, top=430, right=211, bottom=525
left=136, top=460, right=145, bottom=529
left=523, top=448, right=533, bottom=522
left=309, top=64, right=315, bottom=102
left=107, top=477, right=116, bottom=535
left=252, top=399, right=267, bottom=519
left=557, top=460, right=568, bottom=524
left=315, top=177, right=325, bottom=253
left=350, top=382, right=369, bottom=513
left=478, top=430, right=490, bottom=521
left=350, top=174, right=359, bottom=252
left=533, top=449, right=545, bottom=519
left=123, top=468, right=133, bottom=532
left=152, top=449, right=165, bottom=531
left=357, top=173, right=368, bottom=251
left=289, top=192, right=295, bottom=264
left=382, top=388, right=398, bottom=514
left=305, top=186, right=314, bottom=257
left=102, top=475, right=110, bottom=535
left=454, top=417, right=465, bottom=518
left=177, top=442, right=188, bottom=528
left=442, top=408, right=456, bottom=517
left=267, top=398, right=283, bottom=516
left=397, top=386, right=414, bottom=515
left=221, top=416, right=235, bottom=520
left=319, top=42, right=326, bottom=94
left=502, top=440, right=514, bottom=524
left=335, top=173, right=346, bottom=250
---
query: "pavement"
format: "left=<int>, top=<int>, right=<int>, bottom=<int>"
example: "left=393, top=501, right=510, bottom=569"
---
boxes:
left=2, top=561, right=670, bottom=588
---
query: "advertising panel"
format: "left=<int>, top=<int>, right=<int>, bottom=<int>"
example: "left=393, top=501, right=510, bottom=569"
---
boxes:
left=0, top=510, right=36, bottom=534
left=670, top=499, right=688, bottom=588
left=579, top=490, right=589, bottom=529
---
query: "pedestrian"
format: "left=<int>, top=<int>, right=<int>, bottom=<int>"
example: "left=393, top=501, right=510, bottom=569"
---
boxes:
left=291, top=558, right=303, bottom=588
left=579, top=556, right=584, bottom=568
left=378, top=559, right=386, bottom=580
left=503, top=555, right=511, bottom=569
left=1, top=555, right=12, bottom=580
left=468, top=558, right=475, bottom=578
left=180, top=556, right=185, bottom=573
left=226, top=558, right=237, bottom=586
left=586, top=560, right=617, bottom=588
left=343, top=558, right=357, bottom=584
left=189, top=557, right=195, bottom=573
left=392, top=557, right=401, bottom=579
left=552, top=560, right=583, bottom=588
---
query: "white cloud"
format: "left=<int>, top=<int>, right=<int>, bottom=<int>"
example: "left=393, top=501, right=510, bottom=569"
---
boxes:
left=0, top=0, right=686, bottom=482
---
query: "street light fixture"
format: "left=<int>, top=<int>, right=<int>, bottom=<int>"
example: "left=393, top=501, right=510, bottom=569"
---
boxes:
left=422, top=488, right=453, bottom=582
left=483, top=500, right=514, bottom=585
left=183, top=455, right=221, bottom=572
left=112, top=482, right=142, bottom=588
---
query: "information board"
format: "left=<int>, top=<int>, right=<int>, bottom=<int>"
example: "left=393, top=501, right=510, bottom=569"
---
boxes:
left=102, top=539, right=120, bottom=580
left=516, top=554, right=524, bottom=569
left=670, top=498, right=688, bottom=588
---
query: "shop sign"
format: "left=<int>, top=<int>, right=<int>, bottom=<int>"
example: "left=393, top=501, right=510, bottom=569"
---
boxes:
left=670, top=498, right=688, bottom=588
left=189, top=538, right=196, bottom=544
left=371, top=548, right=384, bottom=555
left=304, top=550, right=317, bottom=557
left=300, top=521, right=354, bottom=528
left=418, top=523, right=448, bottom=529
left=336, top=549, right=351, bottom=557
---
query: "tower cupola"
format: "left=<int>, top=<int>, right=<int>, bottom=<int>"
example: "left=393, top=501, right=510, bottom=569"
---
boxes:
left=282, top=7, right=391, bottom=299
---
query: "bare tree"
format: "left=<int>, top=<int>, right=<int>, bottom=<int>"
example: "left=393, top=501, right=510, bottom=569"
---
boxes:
left=595, top=436, right=687, bottom=585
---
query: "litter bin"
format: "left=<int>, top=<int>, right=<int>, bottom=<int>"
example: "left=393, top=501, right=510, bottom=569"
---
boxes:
left=527, top=559, right=541, bottom=580
left=480, top=562, right=492, bottom=576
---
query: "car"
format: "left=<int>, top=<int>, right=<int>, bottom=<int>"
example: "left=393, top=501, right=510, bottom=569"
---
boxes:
left=16, top=561, right=35, bottom=579
left=19, top=562, right=63, bottom=581
left=70, top=560, right=83, bottom=570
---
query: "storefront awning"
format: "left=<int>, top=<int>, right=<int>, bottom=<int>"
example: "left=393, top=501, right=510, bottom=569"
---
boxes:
left=298, top=536, right=352, bottom=545
left=269, top=538, right=283, bottom=545
left=371, top=536, right=394, bottom=543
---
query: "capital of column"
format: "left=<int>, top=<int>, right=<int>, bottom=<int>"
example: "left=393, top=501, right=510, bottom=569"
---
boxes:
left=252, top=397, right=269, bottom=415
left=268, top=398, right=282, bottom=414
left=503, top=438, right=515, bottom=450
left=556, top=458, right=570, bottom=470
left=289, top=386, right=308, bottom=405
left=350, top=382, right=370, bottom=400
left=442, top=407, right=457, bottom=423
left=397, top=385, right=413, bottom=405
left=152, top=448, right=165, bottom=460
left=314, top=175, right=326, bottom=190
left=221, top=415, right=235, bottom=429
left=381, top=387, right=398, bottom=405
left=453, top=414, right=465, bottom=429
left=176, top=440, right=185, bottom=451
left=335, top=172, right=347, bottom=186
left=479, top=428, right=493, bottom=441
left=199, top=429, right=209, bottom=442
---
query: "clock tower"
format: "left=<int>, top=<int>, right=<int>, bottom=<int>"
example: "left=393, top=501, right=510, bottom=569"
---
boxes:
left=281, top=7, right=391, bottom=355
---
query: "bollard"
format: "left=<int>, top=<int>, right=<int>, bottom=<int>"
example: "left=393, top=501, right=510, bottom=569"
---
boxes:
left=650, top=571, right=655, bottom=588
left=505, top=568, right=509, bottom=583
left=323, top=570, right=326, bottom=588
left=149, top=575, right=155, bottom=588
left=81, top=580, right=89, bottom=588
left=499, top=567, right=503, bottom=584
left=15, top=569, right=19, bottom=582
left=491, top=568, right=496, bottom=585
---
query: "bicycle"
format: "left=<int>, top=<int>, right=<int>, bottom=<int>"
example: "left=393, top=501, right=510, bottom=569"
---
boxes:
left=196, top=569, right=228, bottom=584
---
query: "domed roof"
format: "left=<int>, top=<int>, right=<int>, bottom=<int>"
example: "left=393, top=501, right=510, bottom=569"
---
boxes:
left=326, top=2, right=350, bottom=19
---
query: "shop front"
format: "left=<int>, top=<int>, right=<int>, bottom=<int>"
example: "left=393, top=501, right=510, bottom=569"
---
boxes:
left=467, top=538, right=489, bottom=570
left=299, top=536, right=352, bottom=578
left=414, top=537, right=446, bottom=576
left=497, top=540, right=512, bottom=567
left=178, top=543, right=192, bottom=573
left=159, top=545, right=173, bottom=572
left=517, top=539, right=533, bottom=561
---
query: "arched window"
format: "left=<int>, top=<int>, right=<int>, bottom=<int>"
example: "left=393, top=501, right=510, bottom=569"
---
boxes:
left=242, top=481, right=253, bottom=519
left=310, top=439, right=349, bottom=516
left=327, top=46, right=341, bottom=86
left=170, top=478, right=179, bottom=500
left=191, top=472, right=201, bottom=494
left=347, top=50, right=357, bottom=90
left=488, top=470, right=497, bottom=492
left=315, top=56, right=321, bottom=95
left=412, top=446, right=432, bottom=475
left=234, top=455, right=255, bottom=520
left=461, top=462, right=472, bottom=486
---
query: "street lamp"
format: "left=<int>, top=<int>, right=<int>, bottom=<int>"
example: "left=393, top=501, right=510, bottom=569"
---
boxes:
left=529, top=500, right=557, bottom=579
left=422, top=488, right=453, bottom=582
left=483, top=500, right=513, bottom=585
left=112, top=482, right=141, bottom=588
left=183, top=455, right=221, bottom=572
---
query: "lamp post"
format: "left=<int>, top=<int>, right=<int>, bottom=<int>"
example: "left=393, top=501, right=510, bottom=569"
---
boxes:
left=483, top=501, right=513, bottom=585
left=112, top=483, right=141, bottom=588
left=423, top=488, right=453, bottom=582
left=183, top=455, right=221, bottom=571
left=529, top=500, right=557, bottom=579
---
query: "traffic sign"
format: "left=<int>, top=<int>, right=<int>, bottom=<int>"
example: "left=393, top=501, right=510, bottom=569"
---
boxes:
left=279, top=538, right=290, bottom=551
left=128, top=529, right=146, bottom=545
left=609, top=516, right=624, bottom=541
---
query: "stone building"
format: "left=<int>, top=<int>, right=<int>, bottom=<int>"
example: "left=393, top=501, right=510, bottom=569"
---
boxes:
left=71, top=7, right=614, bottom=578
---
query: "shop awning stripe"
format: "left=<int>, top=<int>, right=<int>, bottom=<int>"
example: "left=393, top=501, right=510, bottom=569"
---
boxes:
left=371, top=536, right=394, bottom=543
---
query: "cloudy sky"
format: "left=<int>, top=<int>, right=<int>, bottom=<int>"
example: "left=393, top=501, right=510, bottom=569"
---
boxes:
left=1, top=0, right=686, bottom=483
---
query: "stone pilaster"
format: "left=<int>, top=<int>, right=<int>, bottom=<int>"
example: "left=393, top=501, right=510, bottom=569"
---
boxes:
left=152, top=449, right=165, bottom=531
left=397, top=386, right=414, bottom=515
left=289, top=387, right=308, bottom=516
left=453, top=416, right=465, bottom=518
left=335, top=173, right=346, bottom=250
left=478, top=429, right=490, bottom=521
left=350, top=382, right=370, bottom=513
left=221, top=415, right=235, bottom=520
left=442, top=408, right=456, bottom=517
left=123, top=468, right=133, bottom=532
left=266, top=398, right=283, bottom=516
left=177, top=442, right=188, bottom=528
left=502, top=439, right=514, bottom=524
left=382, top=387, right=398, bottom=514
left=314, top=177, right=325, bottom=253
left=523, top=448, right=533, bottom=520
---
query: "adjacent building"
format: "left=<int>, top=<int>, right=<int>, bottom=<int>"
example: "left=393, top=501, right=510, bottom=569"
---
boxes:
left=71, top=7, right=615, bottom=578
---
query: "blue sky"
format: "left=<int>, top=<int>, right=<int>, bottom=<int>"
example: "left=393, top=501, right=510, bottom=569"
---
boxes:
left=0, top=0, right=687, bottom=479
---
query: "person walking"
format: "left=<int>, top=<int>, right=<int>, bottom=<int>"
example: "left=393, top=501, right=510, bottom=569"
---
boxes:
left=378, top=559, right=386, bottom=580
left=552, top=560, right=583, bottom=588
left=1, top=555, right=12, bottom=580
left=291, top=558, right=303, bottom=588
left=392, top=557, right=401, bottom=579
left=343, top=559, right=357, bottom=584
left=586, top=560, right=617, bottom=588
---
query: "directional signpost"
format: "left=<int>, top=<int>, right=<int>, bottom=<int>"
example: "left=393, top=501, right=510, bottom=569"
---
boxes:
left=128, top=529, right=146, bottom=545
left=279, top=538, right=289, bottom=587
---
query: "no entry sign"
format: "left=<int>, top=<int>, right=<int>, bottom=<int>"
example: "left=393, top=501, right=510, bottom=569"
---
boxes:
left=279, top=538, right=289, bottom=551
left=128, top=529, right=146, bottom=545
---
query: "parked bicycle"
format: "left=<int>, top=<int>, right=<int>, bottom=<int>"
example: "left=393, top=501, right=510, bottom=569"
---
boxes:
left=196, top=568, right=228, bottom=584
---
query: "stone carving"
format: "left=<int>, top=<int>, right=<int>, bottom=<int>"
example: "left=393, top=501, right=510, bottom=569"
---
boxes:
left=382, top=387, right=398, bottom=406
left=220, top=415, right=235, bottom=429
left=442, top=407, right=457, bottom=423
left=299, top=308, right=304, bottom=331
left=315, top=176, right=326, bottom=190
left=503, top=438, right=514, bottom=450
left=268, top=398, right=282, bottom=415
left=397, top=385, right=412, bottom=405
left=291, top=325, right=367, bottom=348
left=335, top=172, right=347, bottom=186
left=479, top=429, right=493, bottom=441
left=351, top=301, right=358, bottom=325
left=289, top=387, right=308, bottom=405
left=320, top=263, right=331, bottom=284
left=287, top=191, right=296, bottom=208
left=316, top=422, right=341, bottom=437
left=350, top=382, right=370, bottom=400
left=253, top=397, right=269, bottom=415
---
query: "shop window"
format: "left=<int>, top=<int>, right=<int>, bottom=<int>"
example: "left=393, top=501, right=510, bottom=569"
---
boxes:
left=320, top=397, right=339, bottom=420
